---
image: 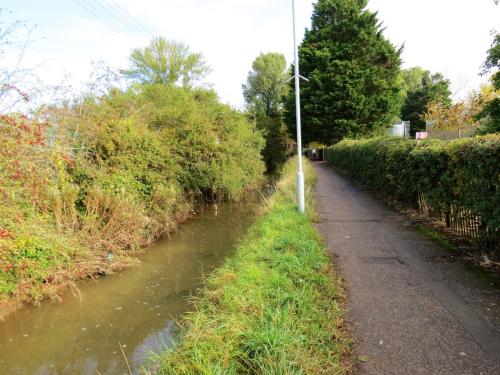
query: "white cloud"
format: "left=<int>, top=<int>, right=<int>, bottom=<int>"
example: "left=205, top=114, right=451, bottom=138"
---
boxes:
left=367, top=0, right=500, bottom=99
left=4, top=0, right=500, bottom=108
left=117, top=0, right=314, bottom=108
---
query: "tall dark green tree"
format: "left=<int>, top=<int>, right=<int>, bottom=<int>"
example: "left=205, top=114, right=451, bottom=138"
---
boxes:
left=476, top=33, right=500, bottom=134
left=243, top=53, right=290, bottom=172
left=400, top=68, right=451, bottom=134
left=253, top=117, right=288, bottom=173
left=285, top=0, right=402, bottom=145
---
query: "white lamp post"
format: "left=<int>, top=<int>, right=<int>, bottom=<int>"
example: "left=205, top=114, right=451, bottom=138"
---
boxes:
left=292, top=0, right=305, bottom=213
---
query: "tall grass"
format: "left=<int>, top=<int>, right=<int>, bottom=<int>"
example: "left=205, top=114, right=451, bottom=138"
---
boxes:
left=148, top=158, right=349, bottom=374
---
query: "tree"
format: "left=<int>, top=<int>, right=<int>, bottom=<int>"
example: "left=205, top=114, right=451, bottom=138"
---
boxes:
left=396, top=67, right=430, bottom=108
left=476, top=33, right=500, bottom=134
left=242, top=53, right=290, bottom=118
left=400, top=68, right=451, bottom=134
left=121, top=37, right=209, bottom=87
left=0, top=11, right=41, bottom=113
left=424, top=96, right=481, bottom=139
left=285, top=0, right=402, bottom=145
left=254, top=117, right=288, bottom=173
left=243, top=53, right=290, bottom=173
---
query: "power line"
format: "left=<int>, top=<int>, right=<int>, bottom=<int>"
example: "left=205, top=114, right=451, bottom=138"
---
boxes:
left=103, top=0, right=157, bottom=39
left=73, top=0, right=124, bottom=36
left=80, top=0, right=144, bottom=41
left=87, top=0, right=151, bottom=42
left=103, top=0, right=156, bottom=39
left=73, top=0, right=153, bottom=44
left=97, top=0, right=150, bottom=40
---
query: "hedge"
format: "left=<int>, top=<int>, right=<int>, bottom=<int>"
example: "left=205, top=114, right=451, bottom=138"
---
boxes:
left=325, top=135, right=500, bottom=248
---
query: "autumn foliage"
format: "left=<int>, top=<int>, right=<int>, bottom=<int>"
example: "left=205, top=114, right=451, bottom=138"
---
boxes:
left=0, top=85, right=265, bottom=309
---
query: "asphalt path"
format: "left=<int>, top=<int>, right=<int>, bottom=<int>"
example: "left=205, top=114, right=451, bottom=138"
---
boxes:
left=313, top=162, right=500, bottom=375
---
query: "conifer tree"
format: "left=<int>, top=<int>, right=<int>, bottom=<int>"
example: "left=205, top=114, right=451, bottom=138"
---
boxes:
left=286, top=0, right=402, bottom=144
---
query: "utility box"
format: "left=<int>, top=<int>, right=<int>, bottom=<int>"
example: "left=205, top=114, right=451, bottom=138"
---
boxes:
left=388, top=121, right=410, bottom=138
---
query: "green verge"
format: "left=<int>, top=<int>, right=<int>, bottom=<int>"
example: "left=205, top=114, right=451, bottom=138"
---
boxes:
left=148, top=159, right=348, bottom=374
left=416, top=227, right=456, bottom=253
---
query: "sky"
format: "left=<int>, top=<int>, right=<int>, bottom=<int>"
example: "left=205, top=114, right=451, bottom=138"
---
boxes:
left=1, top=0, right=500, bottom=109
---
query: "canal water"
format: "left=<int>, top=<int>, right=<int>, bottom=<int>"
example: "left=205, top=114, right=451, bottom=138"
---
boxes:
left=0, top=202, right=257, bottom=374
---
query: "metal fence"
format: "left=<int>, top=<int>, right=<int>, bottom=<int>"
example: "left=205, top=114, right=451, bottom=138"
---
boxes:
left=417, top=192, right=493, bottom=244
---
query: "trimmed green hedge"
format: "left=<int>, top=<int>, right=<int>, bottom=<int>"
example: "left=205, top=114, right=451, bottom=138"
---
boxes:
left=325, top=135, right=500, bottom=247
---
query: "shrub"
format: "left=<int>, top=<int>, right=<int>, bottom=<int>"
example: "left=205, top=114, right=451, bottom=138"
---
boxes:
left=0, top=84, right=265, bottom=307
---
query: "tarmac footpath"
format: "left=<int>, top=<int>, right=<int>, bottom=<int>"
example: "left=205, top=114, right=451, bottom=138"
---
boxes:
left=313, top=162, right=500, bottom=375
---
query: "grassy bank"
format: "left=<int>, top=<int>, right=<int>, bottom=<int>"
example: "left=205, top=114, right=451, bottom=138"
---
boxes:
left=149, top=159, right=349, bottom=374
left=0, top=85, right=265, bottom=318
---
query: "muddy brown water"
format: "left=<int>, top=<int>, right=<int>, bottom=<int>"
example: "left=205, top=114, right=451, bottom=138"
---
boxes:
left=0, top=202, right=257, bottom=374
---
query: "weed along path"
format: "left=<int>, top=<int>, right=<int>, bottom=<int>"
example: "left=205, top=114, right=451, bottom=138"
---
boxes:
left=0, top=202, right=256, bottom=375
left=313, top=162, right=500, bottom=375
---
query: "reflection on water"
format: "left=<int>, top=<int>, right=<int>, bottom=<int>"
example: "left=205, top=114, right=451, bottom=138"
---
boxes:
left=0, top=202, right=256, bottom=374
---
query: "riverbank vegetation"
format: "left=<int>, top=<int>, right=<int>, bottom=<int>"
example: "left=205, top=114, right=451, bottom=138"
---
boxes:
left=0, top=82, right=265, bottom=316
left=149, top=158, right=349, bottom=374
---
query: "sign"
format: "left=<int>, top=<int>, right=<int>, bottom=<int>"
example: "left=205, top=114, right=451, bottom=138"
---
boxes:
left=416, top=132, right=428, bottom=140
